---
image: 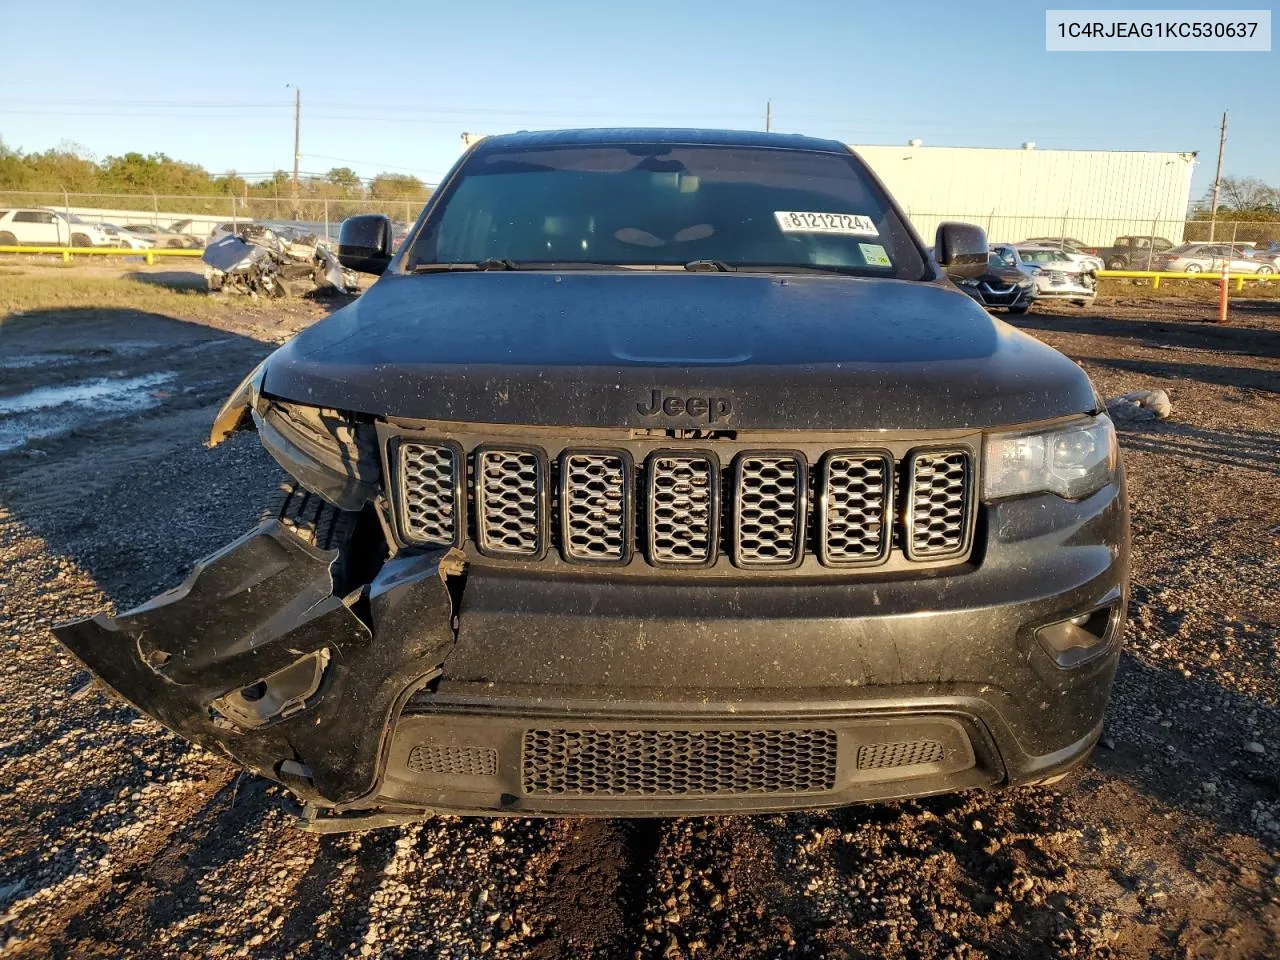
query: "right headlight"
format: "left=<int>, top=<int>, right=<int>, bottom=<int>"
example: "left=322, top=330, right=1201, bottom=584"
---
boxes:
left=983, top=414, right=1117, bottom=501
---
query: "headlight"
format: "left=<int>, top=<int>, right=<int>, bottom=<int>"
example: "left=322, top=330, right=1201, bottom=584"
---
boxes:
left=208, top=358, right=268, bottom=447
left=983, top=414, right=1117, bottom=501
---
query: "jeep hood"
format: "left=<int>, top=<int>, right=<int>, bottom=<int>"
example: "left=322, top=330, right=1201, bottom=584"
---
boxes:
left=264, top=272, right=1096, bottom=431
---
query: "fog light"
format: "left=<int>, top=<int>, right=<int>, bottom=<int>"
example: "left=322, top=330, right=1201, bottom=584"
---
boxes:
left=1036, top=604, right=1116, bottom=668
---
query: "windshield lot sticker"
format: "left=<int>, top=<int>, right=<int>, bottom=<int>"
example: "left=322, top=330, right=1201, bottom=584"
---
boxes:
left=859, top=243, right=892, bottom=267
left=774, top=211, right=879, bottom=236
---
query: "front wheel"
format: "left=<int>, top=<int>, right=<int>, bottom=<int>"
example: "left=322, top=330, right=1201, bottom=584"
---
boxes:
left=70, top=233, right=91, bottom=247
left=1256, top=264, right=1274, bottom=275
left=0, top=231, right=15, bottom=246
left=269, top=481, right=358, bottom=551
left=1184, top=263, right=1202, bottom=275
left=1106, top=257, right=1126, bottom=270
left=266, top=480, right=388, bottom=595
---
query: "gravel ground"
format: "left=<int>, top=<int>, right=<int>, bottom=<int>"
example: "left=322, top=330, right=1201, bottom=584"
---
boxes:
left=0, top=289, right=1277, bottom=959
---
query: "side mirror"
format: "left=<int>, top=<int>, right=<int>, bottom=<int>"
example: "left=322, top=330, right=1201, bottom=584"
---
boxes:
left=935, top=222, right=989, bottom=281
left=338, top=214, right=393, bottom=275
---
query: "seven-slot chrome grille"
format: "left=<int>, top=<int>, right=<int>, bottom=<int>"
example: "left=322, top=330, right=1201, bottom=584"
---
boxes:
left=395, top=439, right=973, bottom=569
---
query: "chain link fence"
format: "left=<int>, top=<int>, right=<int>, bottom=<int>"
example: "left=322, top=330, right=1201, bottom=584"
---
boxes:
left=905, top=212, right=1280, bottom=255
left=0, top=190, right=430, bottom=241
left=2, top=190, right=1278, bottom=255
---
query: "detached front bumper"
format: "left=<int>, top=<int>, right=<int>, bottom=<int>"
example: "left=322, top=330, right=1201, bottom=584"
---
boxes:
left=55, top=482, right=1127, bottom=818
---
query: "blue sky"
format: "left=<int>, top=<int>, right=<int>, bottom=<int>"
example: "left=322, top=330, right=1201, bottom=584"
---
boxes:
left=1, top=0, right=1274, bottom=198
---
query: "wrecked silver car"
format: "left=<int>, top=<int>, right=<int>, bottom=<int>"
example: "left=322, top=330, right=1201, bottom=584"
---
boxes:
left=203, top=223, right=354, bottom=297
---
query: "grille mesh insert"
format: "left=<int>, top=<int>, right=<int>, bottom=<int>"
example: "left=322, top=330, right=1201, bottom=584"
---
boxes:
left=396, top=438, right=975, bottom=568
left=399, top=442, right=458, bottom=545
left=821, top=454, right=890, bottom=564
left=407, top=742, right=499, bottom=777
left=735, top=455, right=804, bottom=566
left=562, top=453, right=628, bottom=561
left=476, top=449, right=542, bottom=556
left=856, top=739, right=945, bottom=770
left=521, top=728, right=838, bottom=796
left=649, top=454, right=716, bottom=565
left=907, top=450, right=971, bottom=558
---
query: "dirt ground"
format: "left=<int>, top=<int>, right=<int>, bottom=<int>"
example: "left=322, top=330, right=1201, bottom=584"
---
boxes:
left=0, top=266, right=1277, bottom=959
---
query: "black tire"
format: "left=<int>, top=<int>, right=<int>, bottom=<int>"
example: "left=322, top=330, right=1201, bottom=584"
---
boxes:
left=267, top=480, right=387, bottom=594
left=267, top=481, right=358, bottom=551
left=0, top=231, right=15, bottom=246
left=70, top=233, right=92, bottom=247
left=1256, top=264, right=1274, bottom=275
left=166, top=239, right=183, bottom=248
left=1007, top=303, right=1031, bottom=315
left=1184, top=263, right=1201, bottom=275
left=1106, top=257, right=1126, bottom=270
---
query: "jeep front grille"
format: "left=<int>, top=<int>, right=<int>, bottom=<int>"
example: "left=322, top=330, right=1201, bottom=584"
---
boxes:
left=819, top=453, right=892, bottom=565
left=398, top=441, right=460, bottom=546
left=393, top=439, right=974, bottom=569
left=733, top=454, right=805, bottom=567
left=648, top=453, right=717, bottom=566
left=521, top=727, right=838, bottom=796
left=475, top=448, right=543, bottom=557
left=561, top=452, right=630, bottom=563
left=906, top=450, right=972, bottom=559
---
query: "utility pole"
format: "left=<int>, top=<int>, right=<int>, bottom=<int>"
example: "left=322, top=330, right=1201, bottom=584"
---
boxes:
left=765, top=100, right=772, bottom=133
left=1209, top=110, right=1227, bottom=241
left=291, top=87, right=301, bottom=220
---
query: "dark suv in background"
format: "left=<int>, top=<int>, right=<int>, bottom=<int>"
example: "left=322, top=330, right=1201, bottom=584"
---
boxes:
left=57, top=129, right=1129, bottom=830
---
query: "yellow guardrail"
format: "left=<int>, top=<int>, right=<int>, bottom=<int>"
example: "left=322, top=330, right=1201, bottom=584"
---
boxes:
left=0, top=245, right=203, bottom=265
left=1097, top=269, right=1279, bottom=292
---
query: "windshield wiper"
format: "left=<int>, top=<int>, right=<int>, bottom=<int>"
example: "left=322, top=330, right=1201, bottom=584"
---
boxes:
left=735, top=264, right=867, bottom=276
left=410, top=258, right=518, bottom=273
left=683, top=259, right=736, bottom=272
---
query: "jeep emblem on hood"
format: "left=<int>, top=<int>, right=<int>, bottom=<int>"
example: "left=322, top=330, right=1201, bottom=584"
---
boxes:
left=636, top=389, right=732, bottom=423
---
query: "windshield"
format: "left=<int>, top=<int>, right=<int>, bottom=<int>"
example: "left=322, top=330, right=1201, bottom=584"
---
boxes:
left=408, top=143, right=927, bottom=279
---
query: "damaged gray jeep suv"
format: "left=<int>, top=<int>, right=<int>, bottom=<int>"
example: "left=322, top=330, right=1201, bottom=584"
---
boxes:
left=56, top=129, right=1129, bottom=830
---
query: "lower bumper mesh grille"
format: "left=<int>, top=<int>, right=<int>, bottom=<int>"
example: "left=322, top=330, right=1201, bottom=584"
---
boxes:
left=521, top=727, right=838, bottom=796
left=856, top=739, right=945, bottom=770
left=407, top=742, right=499, bottom=777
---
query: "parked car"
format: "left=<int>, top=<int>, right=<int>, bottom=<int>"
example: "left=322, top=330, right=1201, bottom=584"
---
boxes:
left=1097, top=236, right=1175, bottom=270
left=0, top=208, right=115, bottom=247
left=1008, top=244, right=1098, bottom=305
left=1242, top=240, right=1280, bottom=269
left=95, top=222, right=155, bottom=252
left=123, top=223, right=202, bottom=249
left=56, top=128, right=1128, bottom=828
left=1015, top=242, right=1103, bottom=273
left=1020, top=236, right=1094, bottom=254
left=1153, top=243, right=1275, bottom=275
left=940, top=247, right=1036, bottom=312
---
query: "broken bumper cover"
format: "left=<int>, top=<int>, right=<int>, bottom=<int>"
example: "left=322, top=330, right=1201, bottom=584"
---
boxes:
left=55, top=483, right=1127, bottom=817
left=54, top=523, right=457, bottom=808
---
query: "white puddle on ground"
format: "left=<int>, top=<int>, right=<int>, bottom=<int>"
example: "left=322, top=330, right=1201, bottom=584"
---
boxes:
left=0, top=372, right=177, bottom=452
left=0, top=341, right=165, bottom=372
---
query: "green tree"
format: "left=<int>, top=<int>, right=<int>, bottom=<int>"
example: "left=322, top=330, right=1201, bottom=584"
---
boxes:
left=326, top=167, right=362, bottom=193
left=369, top=172, right=429, bottom=200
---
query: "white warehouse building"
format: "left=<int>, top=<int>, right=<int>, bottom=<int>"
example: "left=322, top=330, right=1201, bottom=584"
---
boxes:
left=851, top=143, right=1198, bottom=248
